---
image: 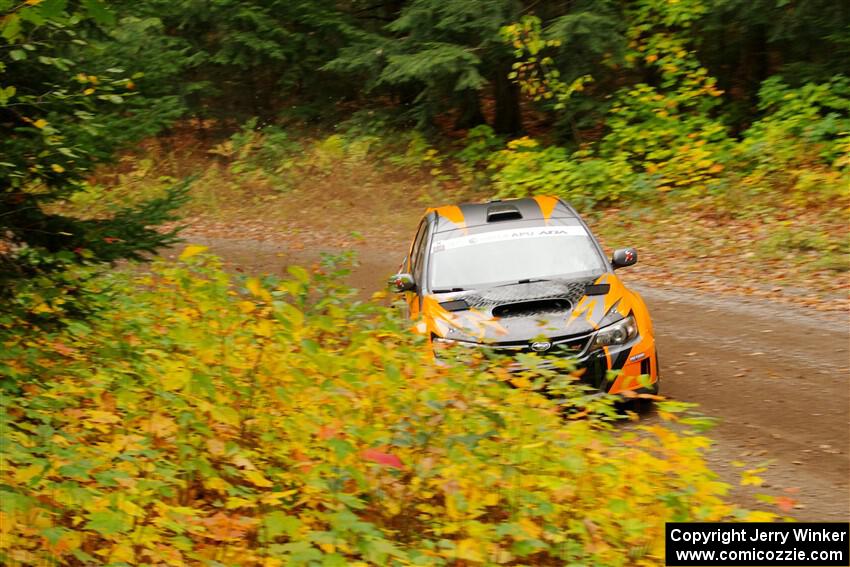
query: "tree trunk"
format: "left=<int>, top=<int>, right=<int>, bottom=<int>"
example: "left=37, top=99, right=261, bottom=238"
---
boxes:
left=454, top=89, right=486, bottom=130
left=493, top=58, right=522, bottom=135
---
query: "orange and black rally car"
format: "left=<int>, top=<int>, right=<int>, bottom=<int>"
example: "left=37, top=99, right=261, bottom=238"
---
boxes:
left=389, top=196, right=659, bottom=395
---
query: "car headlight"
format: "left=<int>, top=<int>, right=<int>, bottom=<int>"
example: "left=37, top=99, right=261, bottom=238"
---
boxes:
left=592, top=315, right=638, bottom=349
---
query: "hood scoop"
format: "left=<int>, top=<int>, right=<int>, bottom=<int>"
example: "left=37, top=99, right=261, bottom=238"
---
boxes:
left=463, top=279, right=592, bottom=309
left=492, top=298, right=572, bottom=318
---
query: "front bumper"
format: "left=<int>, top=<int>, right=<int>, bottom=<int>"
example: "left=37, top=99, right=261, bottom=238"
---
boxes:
left=569, top=340, right=658, bottom=394
left=436, top=333, right=658, bottom=395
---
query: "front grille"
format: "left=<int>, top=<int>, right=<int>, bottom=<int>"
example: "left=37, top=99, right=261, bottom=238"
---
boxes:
left=485, top=332, right=593, bottom=370
left=487, top=332, right=591, bottom=354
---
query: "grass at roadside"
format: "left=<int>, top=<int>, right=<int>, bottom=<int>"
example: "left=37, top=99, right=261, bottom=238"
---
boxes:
left=589, top=205, right=849, bottom=312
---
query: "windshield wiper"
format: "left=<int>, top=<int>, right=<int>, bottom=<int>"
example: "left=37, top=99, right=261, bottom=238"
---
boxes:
left=491, top=278, right=554, bottom=288
left=432, top=287, right=466, bottom=293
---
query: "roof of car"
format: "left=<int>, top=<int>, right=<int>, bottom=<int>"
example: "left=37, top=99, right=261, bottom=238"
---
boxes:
left=426, top=196, right=576, bottom=233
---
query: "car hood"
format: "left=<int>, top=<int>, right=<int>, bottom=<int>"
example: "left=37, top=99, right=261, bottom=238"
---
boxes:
left=422, top=273, right=636, bottom=343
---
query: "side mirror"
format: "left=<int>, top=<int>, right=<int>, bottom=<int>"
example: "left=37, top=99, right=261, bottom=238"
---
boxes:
left=388, top=273, right=416, bottom=292
left=612, top=247, right=638, bottom=269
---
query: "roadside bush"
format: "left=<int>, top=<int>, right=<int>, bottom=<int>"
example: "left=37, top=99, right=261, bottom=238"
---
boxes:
left=455, top=126, right=506, bottom=189
left=335, top=108, right=412, bottom=140
left=732, top=76, right=850, bottom=207
left=481, top=75, right=849, bottom=212
left=1, top=251, right=759, bottom=565
left=744, top=76, right=850, bottom=166
left=211, top=119, right=431, bottom=181
left=208, top=118, right=302, bottom=188
left=599, top=84, right=732, bottom=197
left=488, top=138, right=644, bottom=208
left=65, top=156, right=180, bottom=217
left=490, top=13, right=848, bottom=214
left=456, top=125, right=505, bottom=170
left=199, top=120, right=390, bottom=200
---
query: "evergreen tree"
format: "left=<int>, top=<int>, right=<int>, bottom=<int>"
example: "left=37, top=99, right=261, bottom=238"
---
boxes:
left=0, top=0, right=187, bottom=307
left=327, top=0, right=525, bottom=133
left=696, top=0, right=850, bottom=128
left=143, top=0, right=351, bottom=123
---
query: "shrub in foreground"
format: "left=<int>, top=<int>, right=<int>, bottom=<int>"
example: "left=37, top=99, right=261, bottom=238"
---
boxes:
left=0, top=251, right=764, bottom=566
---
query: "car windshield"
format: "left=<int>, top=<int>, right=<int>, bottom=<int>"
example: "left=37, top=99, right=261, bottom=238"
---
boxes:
left=429, top=224, right=607, bottom=291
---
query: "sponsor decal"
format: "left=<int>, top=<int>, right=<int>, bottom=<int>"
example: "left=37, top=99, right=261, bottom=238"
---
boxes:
left=629, top=352, right=647, bottom=362
left=433, top=225, right=587, bottom=252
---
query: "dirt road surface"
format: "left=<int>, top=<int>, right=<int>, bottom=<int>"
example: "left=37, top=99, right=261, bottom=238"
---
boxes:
left=173, top=234, right=850, bottom=521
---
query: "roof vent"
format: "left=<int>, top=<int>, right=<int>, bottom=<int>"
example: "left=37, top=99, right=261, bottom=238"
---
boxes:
left=486, top=204, right=522, bottom=222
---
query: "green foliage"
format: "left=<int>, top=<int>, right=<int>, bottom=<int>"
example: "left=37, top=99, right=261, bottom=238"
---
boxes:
left=2, top=4, right=131, bottom=192
left=601, top=83, right=731, bottom=196
left=86, top=14, right=194, bottom=143
left=1, top=252, right=758, bottom=565
left=327, top=0, right=522, bottom=131
left=488, top=138, right=643, bottom=208
left=490, top=7, right=849, bottom=214
left=740, top=76, right=850, bottom=167
left=454, top=125, right=505, bottom=188
left=386, top=132, right=443, bottom=169
left=0, top=0, right=188, bottom=314
left=136, top=0, right=349, bottom=120
left=718, top=75, right=850, bottom=209
left=502, top=16, right=595, bottom=113
left=209, top=118, right=302, bottom=185
left=456, top=125, right=504, bottom=167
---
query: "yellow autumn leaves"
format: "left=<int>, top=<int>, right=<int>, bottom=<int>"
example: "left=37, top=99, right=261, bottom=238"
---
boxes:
left=1, top=254, right=753, bottom=565
left=178, top=243, right=208, bottom=260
